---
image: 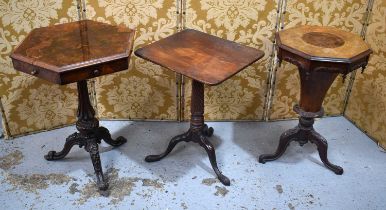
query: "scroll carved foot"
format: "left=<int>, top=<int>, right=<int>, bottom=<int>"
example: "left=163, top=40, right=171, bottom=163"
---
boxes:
left=199, top=134, right=230, bottom=186
left=85, top=139, right=108, bottom=191
left=145, top=132, right=189, bottom=162
left=259, top=126, right=301, bottom=163
left=96, top=126, right=127, bottom=147
left=310, top=130, right=344, bottom=175
left=44, top=132, right=82, bottom=160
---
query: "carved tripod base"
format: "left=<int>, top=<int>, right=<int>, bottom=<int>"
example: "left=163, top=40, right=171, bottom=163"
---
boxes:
left=44, top=127, right=127, bottom=190
left=259, top=105, right=343, bottom=175
left=145, top=80, right=230, bottom=186
left=145, top=124, right=230, bottom=185
left=44, top=80, right=127, bottom=191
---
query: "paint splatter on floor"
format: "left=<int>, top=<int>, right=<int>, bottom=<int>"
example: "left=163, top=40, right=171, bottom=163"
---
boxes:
left=3, top=172, right=71, bottom=194
left=69, top=183, right=80, bottom=194
left=0, top=150, right=23, bottom=170
left=76, top=168, right=165, bottom=205
left=201, top=178, right=219, bottom=186
left=214, top=186, right=229, bottom=197
left=77, top=168, right=138, bottom=204
left=141, top=178, right=164, bottom=189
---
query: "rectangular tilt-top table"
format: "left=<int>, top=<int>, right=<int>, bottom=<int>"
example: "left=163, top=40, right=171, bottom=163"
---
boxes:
left=135, top=29, right=264, bottom=185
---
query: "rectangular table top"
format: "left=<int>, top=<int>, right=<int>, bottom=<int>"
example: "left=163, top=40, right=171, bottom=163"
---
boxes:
left=135, top=29, right=264, bottom=85
left=10, top=20, right=135, bottom=85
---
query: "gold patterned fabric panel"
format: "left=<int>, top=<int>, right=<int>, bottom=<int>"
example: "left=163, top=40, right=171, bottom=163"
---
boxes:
left=0, top=0, right=80, bottom=138
left=183, top=0, right=277, bottom=120
left=85, top=0, right=178, bottom=120
left=346, top=0, right=386, bottom=147
left=268, top=0, right=367, bottom=120
left=0, top=0, right=380, bottom=140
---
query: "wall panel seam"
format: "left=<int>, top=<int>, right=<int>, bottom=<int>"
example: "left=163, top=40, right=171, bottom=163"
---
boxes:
left=342, top=0, right=375, bottom=115
left=180, top=0, right=186, bottom=121
left=177, top=0, right=183, bottom=121
left=264, top=0, right=285, bottom=121
left=0, top=97, right=11, bottom=138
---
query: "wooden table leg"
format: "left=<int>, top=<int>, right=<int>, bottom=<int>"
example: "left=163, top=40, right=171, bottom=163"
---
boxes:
left=44, top=80, right=127, bottom=191
left=259, top=68, right=344, bottom=175
left=145, top=79, right=230, bottom=186
left=259, top=105, right=343, bottom=174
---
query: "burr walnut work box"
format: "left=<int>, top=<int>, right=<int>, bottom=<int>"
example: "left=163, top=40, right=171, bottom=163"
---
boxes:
left=10, top=20, right=135, bottom=191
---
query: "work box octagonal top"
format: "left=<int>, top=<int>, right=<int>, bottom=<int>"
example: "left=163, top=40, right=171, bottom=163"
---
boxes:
left=276, top=25, right=372, bottom=73
left=10, top=20, right=135, bottom=85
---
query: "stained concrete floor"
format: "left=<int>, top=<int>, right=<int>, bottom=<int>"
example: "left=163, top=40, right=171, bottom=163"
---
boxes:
left=0, top=117, right=385, bottom=210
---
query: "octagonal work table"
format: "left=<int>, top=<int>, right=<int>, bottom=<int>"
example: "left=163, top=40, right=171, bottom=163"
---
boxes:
left=259, top=26, right=372, bottom=175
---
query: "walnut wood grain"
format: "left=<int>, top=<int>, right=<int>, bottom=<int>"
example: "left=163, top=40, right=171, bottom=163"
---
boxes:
left=10, top=20, right=135, bottom=85
left=278, top=25, right=371, bottom=60
left=135, top=29, right=264, bottom=85
left=302, top=32, right=345, bottom=48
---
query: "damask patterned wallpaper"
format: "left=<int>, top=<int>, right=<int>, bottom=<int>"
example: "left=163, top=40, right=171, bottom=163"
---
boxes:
left=183, top=0, right=277, bottom=120
left=346, top=0, right=386, bottom=148
left=84, top=0, right=178, bottom=121
left=0, top=0, right=80, bottom=138
left=0, top=0, right=384, bottom=149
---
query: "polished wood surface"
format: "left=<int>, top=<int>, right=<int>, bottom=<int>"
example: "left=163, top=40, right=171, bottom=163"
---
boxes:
left=259, top=26, right=372, bottom=175
left=10, top=20, right=135, bottom=85
left=135, top=29, right=264, bottom=85
left=278, top=25, right=371, bottom=60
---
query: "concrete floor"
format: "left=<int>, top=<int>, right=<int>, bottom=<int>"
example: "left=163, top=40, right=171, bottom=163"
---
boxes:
left=0, top=117, right=385, bottom=210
